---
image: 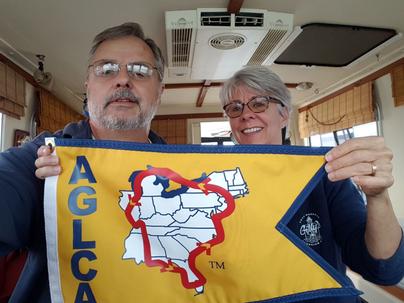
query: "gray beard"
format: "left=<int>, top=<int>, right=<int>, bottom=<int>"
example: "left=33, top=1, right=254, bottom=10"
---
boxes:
left=88, top=101, right=158, bottom=130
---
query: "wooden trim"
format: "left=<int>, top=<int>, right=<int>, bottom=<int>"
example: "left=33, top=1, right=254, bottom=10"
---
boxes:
left=378, top=285, right=404, bottom=301
left=154, top=112, right=224, bottom=120
left=227, top=0, right=244, bottom=14
left=391, top=64, right=404, bottom=107
left=196, top=80, right=211, bottom=107
left=299, top=57, right=404, bottom=113
left=394, top=96, right=404, bottom=107
left=286, top=83, right=298, bottom=89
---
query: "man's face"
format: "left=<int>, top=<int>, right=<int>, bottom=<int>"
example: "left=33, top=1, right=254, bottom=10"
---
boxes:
left=227, top=85, right=288, bottom=145
left=85, top=36, right=163, bottom=130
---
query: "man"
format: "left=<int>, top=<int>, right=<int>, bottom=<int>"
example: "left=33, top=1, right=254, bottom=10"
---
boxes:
left=0, top=22, right=165, bottom=302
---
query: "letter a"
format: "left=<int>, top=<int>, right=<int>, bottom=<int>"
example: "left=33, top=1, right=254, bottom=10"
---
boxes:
left=75, top=283, right=96, bottom=303
left=69, top=156, right=96, bottom=184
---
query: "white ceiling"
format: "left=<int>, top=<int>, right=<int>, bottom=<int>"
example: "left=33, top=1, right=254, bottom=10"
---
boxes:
left=1, top=0, right=404, bottom=116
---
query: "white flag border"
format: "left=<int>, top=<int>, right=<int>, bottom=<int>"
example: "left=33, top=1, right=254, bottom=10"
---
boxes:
left=44, top=137, right=64, bottom=303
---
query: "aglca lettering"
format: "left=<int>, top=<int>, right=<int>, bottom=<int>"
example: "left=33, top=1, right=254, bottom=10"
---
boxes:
left=68, top=155, right=98, bottom=303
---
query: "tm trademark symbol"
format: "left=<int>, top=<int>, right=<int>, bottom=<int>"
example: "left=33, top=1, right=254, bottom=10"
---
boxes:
left=208, top=260, right=225, bottom=270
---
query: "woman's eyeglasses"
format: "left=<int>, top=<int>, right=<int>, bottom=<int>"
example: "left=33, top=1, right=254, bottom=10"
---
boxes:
left=223, top=96, right=284, bottom=118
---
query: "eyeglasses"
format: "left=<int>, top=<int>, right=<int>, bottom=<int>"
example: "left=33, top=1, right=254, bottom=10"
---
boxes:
left=223, top=96, right=284, bottom=118
left=88, top=60, right=162, bottom=80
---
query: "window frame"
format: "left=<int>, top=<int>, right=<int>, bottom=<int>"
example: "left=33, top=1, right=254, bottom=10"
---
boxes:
left=305, top=121, right=378, bottom=147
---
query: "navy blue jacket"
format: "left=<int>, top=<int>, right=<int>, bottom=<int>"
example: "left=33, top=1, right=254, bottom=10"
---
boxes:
left=0, top=120, right=165, bottom=302
left=288, top=175, right=404, bottom=302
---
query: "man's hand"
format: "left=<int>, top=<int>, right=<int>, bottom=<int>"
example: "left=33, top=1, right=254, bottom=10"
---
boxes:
left=35, top=145, right=61, bottom=179
left=324, top=136, right=393, bottom=198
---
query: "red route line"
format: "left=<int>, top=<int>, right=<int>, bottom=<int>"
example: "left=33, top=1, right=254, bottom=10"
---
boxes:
left=124, top=167, right=235, bottom=290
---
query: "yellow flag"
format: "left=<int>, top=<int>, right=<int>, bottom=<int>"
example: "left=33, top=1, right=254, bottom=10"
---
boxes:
left=44, top=138, right=360, bottom=303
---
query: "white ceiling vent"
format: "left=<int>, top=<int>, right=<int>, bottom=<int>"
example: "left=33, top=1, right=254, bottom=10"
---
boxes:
left=165, top=9, right=295, bottom=80
left=209, top=33, right=245, bottom=50
left=165, top=10, right=197, bottom=78
left=247, top=12, right=298, bottom=66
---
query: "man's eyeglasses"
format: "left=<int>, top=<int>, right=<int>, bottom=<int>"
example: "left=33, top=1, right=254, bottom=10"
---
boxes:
left=223, top=96, right=284, bottom=118
left=88, top=60, right=162, bottom=80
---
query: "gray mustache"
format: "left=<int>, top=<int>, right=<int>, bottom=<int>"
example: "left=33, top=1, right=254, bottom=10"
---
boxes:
left=106, top=89, right=139, bottom=106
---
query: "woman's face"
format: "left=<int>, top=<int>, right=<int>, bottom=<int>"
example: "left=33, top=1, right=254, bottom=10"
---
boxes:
left=226, top=85, right=289, bottom=145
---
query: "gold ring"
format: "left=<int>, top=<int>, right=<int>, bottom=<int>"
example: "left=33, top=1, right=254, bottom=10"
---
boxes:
left=371, top=164, right=377, bottom=176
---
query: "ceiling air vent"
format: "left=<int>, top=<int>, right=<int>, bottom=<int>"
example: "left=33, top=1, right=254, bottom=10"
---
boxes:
left=165, top=10, right=197, bottom=78
left=200, top=12, right=231, bottom=26
left=235, top=12, right=264, bottom=27
left=247, top=12, right=297, bottom=66
left=165, top=9, right=295, bottom=80
left=171, top=28, right=194, bottom=66
left=209, top=33, right=245, bottom=50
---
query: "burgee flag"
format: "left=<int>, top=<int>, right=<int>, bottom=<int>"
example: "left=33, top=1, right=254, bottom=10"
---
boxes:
left=44, top=138, right=360, bottom=303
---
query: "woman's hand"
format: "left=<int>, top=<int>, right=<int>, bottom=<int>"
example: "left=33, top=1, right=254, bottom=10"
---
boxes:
left=325, top=136, right=400, bottom=259
left=325, top=136, right=393, bottom=198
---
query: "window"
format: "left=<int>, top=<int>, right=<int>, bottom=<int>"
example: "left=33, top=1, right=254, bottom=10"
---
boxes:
left=200, top=121, right=234, bottom=146
left=304, top=122, right=378, bottom=147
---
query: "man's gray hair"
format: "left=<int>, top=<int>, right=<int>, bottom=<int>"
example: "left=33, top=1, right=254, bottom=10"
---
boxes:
left=220, top=66, right=292, bottom=115
left=89, top=22, right=164, bottom=81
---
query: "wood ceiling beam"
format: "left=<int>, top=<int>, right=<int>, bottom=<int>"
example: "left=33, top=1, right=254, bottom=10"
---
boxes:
left=227, top=0, right=244, bottom=14
left=196, top=80, right=211, bottom=107
left=286, top=83, right=299, bottom=89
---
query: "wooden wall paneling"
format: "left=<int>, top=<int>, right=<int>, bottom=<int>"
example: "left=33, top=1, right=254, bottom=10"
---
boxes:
left=167, top=119, right=176, bottom=136
left=177, top=137, right=186, bottom=144
left=55, top=101, right=61, bottom=122
left=175, top=119, right=185, bottom=134
left=38, top=88, right=85, bottom=133
left=157, top=120, right=168, bottom=137
left=62, top=108, right=67, bottom=121
left=150, top=118, right=187, bottom=144
left=42, top=94, right=49, bottom=117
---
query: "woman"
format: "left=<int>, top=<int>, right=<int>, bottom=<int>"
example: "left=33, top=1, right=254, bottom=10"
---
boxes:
left=218, top=66, right=404, bottom=302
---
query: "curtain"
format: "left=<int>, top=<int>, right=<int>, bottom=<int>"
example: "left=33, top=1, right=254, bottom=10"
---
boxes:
left=0, top=62, right=25, bottom=119
left=298, top=82, right=374, bottom=138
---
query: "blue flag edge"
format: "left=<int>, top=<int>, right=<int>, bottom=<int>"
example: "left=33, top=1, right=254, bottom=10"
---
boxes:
left=273, top=164, right=362, bottom=303
left=52, top=138, right=330, bottom=155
